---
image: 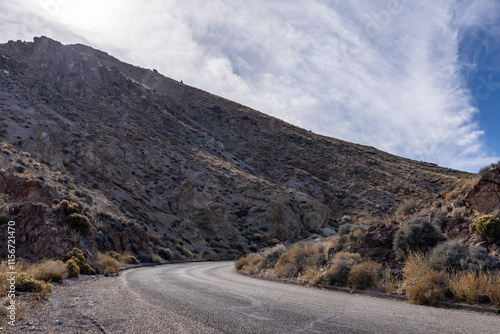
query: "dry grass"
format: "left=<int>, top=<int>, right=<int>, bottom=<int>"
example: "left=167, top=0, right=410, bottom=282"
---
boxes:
left=402, top=252, right=448, bottom=305
left=235, top=253, right=262, bottom=274
left=406, top=270, right=448, bottom=305
left=402, top=252, right=433, bottom=289
left=348, top=261, right=382, bottom=290
left=300, top=264, right=322, bottom=284
left=31, top=259, right=67, bottom=283
left=448, top=271, right=500, bottom=305
left=274, top=242, right=318, bottom=278
left=96, top=252, right=120, bottom=274
left=382, top=268, right=398, bottom=294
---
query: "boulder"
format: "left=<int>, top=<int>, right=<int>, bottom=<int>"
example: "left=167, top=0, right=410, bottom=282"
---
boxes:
left=465, top=169, right=500, bottom=215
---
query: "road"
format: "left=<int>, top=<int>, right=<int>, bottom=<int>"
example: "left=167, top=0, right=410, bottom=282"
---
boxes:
left=82, top=261, right=500, bottom=334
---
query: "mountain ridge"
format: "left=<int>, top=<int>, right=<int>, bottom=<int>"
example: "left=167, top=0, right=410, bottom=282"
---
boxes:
left=0, top=36, right=471, bottom=260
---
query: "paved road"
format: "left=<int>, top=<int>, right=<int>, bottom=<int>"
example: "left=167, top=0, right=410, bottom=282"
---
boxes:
left=83, top=261, right=499, bottom=334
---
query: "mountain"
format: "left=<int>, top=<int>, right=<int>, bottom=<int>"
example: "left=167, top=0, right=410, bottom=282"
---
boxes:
left=0, top=36, right=470, bottom=261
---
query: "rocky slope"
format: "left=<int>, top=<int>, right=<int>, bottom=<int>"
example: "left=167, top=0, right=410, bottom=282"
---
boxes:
left=0, top=36, right=471, bottom=261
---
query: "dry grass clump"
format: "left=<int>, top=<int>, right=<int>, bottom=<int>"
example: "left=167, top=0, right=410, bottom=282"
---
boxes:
left=394, top=199, right=420, bottom=221
left=258, top=243, right=287, bottom=270
left=406, top=270, right=448, bottom=305
left=274, top=242, right=318, bottom=278
left=235, top=253, right=263, bottom=275
left=348, top=261, right=383, bottom=290
left=448, top=271, right=500, bottom=305
left=402, top=252, right=448, bottom=305
left=96, top=252, right=120, bottom=275
left=32, top=259, right=67, bottom=283
left=120, top=251, right=140, bottom=264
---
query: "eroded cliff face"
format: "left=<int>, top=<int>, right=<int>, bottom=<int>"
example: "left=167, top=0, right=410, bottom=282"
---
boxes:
left=0, top=37, right=470, bottom=260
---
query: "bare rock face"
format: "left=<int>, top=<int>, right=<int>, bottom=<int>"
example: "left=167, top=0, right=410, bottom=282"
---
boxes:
left=465, top=169, right=500, bottom=215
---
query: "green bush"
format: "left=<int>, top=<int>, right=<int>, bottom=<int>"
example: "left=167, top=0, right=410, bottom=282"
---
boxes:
left=393, top=218, right=442, bottom=259
left=63, top=248, right=86, bottom=263
left=62, top=248, right=96, bottom=275
left=15, top=273, right=53, bottom=293
left=65, top=213, right=92, bottom=235
left=469, top=215, right=500, bottom=243
left=66, top=258, right=80, bottom=277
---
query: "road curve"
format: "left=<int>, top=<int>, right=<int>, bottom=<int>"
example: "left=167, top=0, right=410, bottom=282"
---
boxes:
left=82, top=261, right=499, bottom=334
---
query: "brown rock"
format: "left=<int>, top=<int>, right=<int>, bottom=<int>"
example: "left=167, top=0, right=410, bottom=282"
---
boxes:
left=465, top=169, right=500, bottom=215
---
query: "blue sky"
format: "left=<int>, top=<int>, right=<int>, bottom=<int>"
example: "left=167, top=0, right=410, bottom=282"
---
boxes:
left=0, top=0, right=499, bottom=172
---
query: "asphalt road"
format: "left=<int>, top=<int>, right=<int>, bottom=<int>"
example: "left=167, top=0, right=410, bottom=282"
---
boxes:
left=84, top=261, right=500, bottom=334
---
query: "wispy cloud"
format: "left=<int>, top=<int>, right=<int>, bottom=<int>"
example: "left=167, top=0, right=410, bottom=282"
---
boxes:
left=0, top=0, right=499, bottom=171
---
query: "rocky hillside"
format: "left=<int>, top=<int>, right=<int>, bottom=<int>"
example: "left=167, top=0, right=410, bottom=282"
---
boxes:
left=0, top=36, right=471, bottom=261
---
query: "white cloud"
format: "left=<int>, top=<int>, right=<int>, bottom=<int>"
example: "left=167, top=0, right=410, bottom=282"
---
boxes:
left=0, top=0, right=499, bottom=172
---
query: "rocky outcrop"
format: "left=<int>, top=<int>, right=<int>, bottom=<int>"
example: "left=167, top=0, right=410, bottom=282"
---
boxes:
left=465, top=169, right=500, bottom=215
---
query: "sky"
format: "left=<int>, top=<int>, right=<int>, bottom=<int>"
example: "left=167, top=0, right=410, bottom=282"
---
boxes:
left=0, top=0, right=500, bottom=172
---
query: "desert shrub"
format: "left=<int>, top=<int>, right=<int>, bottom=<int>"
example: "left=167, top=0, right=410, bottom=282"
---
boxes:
left=65, top=258, right=80, bottom=277
left=62, top=248, right=96, bottom=275
left=338, top=224, right=357, bottom=236
left=429, top=240, right=468, bottom=272
left=465, top=245, right=498, bottom=272
left=151, top=254, right=162, bottom=264
left=333, top=252, right=362, bottom=263
left=15, top=273, right=53, bottom=293
left=158, top=247, right=174, bottom=261
left=393, top=218, right=442, bottom=259
left=175, top=244, right=193, bottom=259
left=274, top=242, right=317, bottom=278
left=62, top=248, right=85, bottom=263
left=235, top=253, right=262, bottom=274
left=108, top=251, right=121, bottom=260
left=322, top=258, right=356, bottom=286
left=59, top=199, right=80, bottom=214
left=395, top=199, right=419, bottom=221
left=469, top=215, right=500, bottom=243
left=97, top=252, right=120, bottom=274
left=65, top=213, right=92, bottom=235
left=406, top=270, right=448, bottom=305
left=338, top=224, right=366, bottom=240
left=449, top=207, right=469, bottom=224
left=348, top=261, right=383, bottom=290
left=33, top=260, right=67, bottom=283
left=37, top=203, right=51, bottom=214
left=121, top=251, right=140, bottom=264
left=235, top=256, right=250, bottom=271
left=259, top=243, right=287, bottom=270
left=432, top=211, right=448, bottom=228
